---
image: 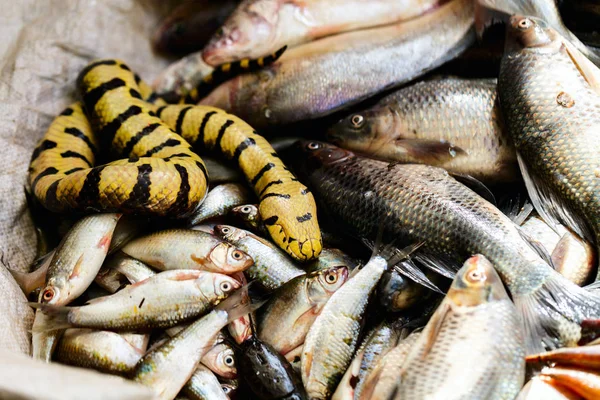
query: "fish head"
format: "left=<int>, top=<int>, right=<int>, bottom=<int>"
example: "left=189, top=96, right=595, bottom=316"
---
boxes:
left=232, top=204, right=260, bottom=225
left=214, top=225, right=248, bottom=242
left=209, top=242, right=254, bottom=273
left=306, top=266, right=350, bottom=304
left=210, top=272, right=242, bottom=300
left=447, top=254, right=508, bottom=307
left=505, top=15, right=561, bottom=54
left=205, top=343, right=238, bottom=379
left=326, top=109, right=389, bottom=150
left=292, top=140, right=354, bottom=176
left=40, top=277, right=67, bottom=305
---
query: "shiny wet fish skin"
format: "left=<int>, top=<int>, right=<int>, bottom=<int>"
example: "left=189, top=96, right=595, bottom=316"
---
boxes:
left=327, top=78, right=517, bottom=183
left=394, top=255, right=525, bottom=400
left=189, top=183, right=252, bottom=226
left=292, top=140, right=600, bottom=353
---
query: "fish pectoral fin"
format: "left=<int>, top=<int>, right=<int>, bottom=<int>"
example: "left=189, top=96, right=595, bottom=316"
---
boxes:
left=563, top=38, right=600, bottom=95
left=392, top=259, right=443, bottom=294
left=450, top=173, right=497, bottom=207
left=413, top=251, right=461, bottom=279
left=394, top=139, right=468, bottom=164
left=517, top=153, right=594, bottom=244
left=518, top=228, right=555, bottom=269
left=421, top=302, right=451, bottom=358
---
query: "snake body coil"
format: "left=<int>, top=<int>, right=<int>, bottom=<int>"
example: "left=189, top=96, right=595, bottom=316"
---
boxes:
left=158, top=105, right=322, bottom=261
left=28, top=60, right=208, bottom=217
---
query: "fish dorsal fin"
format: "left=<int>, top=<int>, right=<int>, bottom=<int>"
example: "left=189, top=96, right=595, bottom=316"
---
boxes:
left=413, top=251, right=461, bottom=279
left=563, top=37, right=600, bottom=96
left=392, top=259, right=444, bottom=294
left=451, top=173, right=497, bottom=207
left=517, top=153, right=594, bottom=243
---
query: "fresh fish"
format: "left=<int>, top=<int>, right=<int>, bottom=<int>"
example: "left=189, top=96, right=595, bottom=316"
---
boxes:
left=230, top=204, right=267, bottom=236
left=301, top=253, right=398, bottom=399
left=201, top=342, right=237, bottom=379
left=108, top=216, right=149, bottom=254
left=236, top=335, right=307, bottom=400
left=327, top=77, right=517, bottom=183
left=201, top=0, right=474, bottom=128
left=133, top=289, right=255, bottom=400
left=257, top=266, right=349, bottom=355
left=32, top=308, right=63, bottom=362
left=332, top=339, right=365, bottom=400
left=475, top=0, right=600, bottom=66
left=106, top=252, right=156, bottom=284
left=153, top=52, right=214, bottom=98
left=54, top=328, right=143, bottom=375
left=292, top=140, right=600, bottom=353
left=153, top=0, right=238, bottom=56
left=540, top=366, right=600, bottom=400
left=516, top=377, right=583, bottom=400
left=189, top=183, right=252, bottom=226
left=9, top=250, right=54, bottom=295
left=353, top=322, right=404, bottom=399
left=204, top=155, right=244, bottom=184
left=393, top=255, right=525, bottom=399
left=377, top=269, right=433, bottom=312
left=202, top=0, right=440, bottom=66
left=227, top=271, right=253, bottom=344
left=527, top=344, right=600, bottom=370
left=214, top=225, right=304, bottom=291
left=183, top=364, right=229, bottom=400
left=33, top=269, right=240, bottom=330
left=40, top=213, right=120, bottom=306
left=305, top=248, right=357, bottom=273
left=121, top=229, right=253, bottom=274
left=359, top=330, right=421, bottom=400
left=498, top=16, right=600, bottom=280
left=521, top=215, right=595, bottom=286
left=93, top=264, right=129, bottom=294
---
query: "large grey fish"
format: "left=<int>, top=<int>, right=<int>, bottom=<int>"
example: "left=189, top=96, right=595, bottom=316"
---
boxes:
left=498, top=16, right=600, bottom=279
left=291, top=140, right=600, bottom=353
left=394, top=255, right=525, bottom=399
left=327, top=77, right=517, bottom=183
left=200, top=0, right=474, bottom=128
left=202, top=0, right=440, bottom=66
left=257, top=266, right=349, bottom=355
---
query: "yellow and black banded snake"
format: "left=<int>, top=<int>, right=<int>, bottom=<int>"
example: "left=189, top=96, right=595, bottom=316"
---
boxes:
left=28, top=57, right=322, bottom=262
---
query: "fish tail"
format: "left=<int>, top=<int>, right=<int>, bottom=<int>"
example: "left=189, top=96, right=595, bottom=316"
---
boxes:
left=29, top=303, right=73, bottom=332
left=514, top=270, right=600, bottom=355
left=216, top=283, right=265, bottom=322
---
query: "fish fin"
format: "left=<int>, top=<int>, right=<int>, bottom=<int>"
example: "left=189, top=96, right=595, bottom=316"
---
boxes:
left=563, top=38, right=600, bottom=95
left=518, top=228, right=555, bottom=268
left=413, top=252, right=461, bottom=279
left=28, top=303, right=72, bottom=331
left=392, top=259, right=444, bottom=294
left=68, top=254, right=85, bottom=280
left=513, top=270, right=600, bottom=354
left=216, top=283, right=265, bottom=322
left=498, top=192, right=534, bottom=225
left=421, top=302, right=451, bottom=358
left=517, top=153, right=594, bottom=243
left=394, top=139, right=468, bottom=164
left=474, top=0, right=510, bottom=38
left=585, top=281, right=600, bottom=293
left=450, top=173, right=497, bottom=207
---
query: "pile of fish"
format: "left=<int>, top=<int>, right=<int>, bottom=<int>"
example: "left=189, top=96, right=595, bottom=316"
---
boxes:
left=13, top=0, right=600, bottom=399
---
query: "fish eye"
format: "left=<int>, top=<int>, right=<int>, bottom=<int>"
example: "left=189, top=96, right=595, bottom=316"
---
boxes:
left=241, top=206, right=252, bottom=213
left=466, top=268, right=486, bottom=283
left=42, top=287, right=55, bottom=302
left=306, top=142, right=321, bottom=151
left=221, top=227, right=230, bottom=234
left=221, top=281, right=232, bottom=292
left=224, top=355, right=235, bottom=366
left=325, top=272, right=338, bottom=284
left=232, top=250, right=243, bottom=260
left=517, top=18, right=532, bottom=30
left=351, top=114, right=364, bottom=128
left=222, top=386, right=232, bottom=394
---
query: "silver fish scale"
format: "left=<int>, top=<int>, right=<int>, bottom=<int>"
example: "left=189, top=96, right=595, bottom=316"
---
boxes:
left=309, top=156, right=549, bottom=292
left=499, top=43, right=600, bottom=246
left=396, top=300, right=524, bottom=400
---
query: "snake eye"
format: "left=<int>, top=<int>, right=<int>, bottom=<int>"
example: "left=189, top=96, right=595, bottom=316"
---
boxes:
left=306, top=142, right=321, bottom=151
left=517, top=18, right=532, bottom=30
left=232, top=250, right=243, bottom=260
left=42, top=287, right=55, bottom=302
left=224, top=355, right=235, bottom=367
left=350, top=114, right=364, bottom=128
left=220, top=281, right=232, bottom=292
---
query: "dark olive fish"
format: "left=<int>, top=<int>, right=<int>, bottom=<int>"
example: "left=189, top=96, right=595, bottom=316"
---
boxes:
left=327, top=78, right=517, bottom=183
left=498, top=16, right=600, bottom=279
left=153, top=0, right=238, bottom=55
left=291, top=140, right=600, bottom=354
left=235, top=335, right=307, bottom=400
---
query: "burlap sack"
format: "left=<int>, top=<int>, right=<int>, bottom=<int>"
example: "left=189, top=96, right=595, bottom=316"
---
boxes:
left=0, top=0, right=176, bottom=397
